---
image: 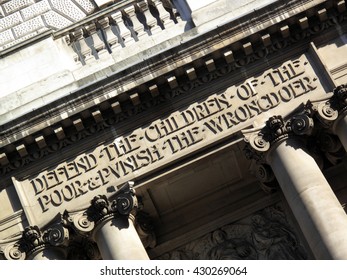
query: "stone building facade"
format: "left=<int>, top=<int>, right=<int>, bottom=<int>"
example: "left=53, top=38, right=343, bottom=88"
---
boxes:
left=0, top=0, right=347, bottom=260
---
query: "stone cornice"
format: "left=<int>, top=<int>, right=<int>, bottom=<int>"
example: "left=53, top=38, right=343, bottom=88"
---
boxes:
left=0, top=0, right=345, bottom=175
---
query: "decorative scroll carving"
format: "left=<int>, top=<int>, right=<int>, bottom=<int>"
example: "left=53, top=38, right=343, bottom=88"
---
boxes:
left=312, top=100, right=339, bottom=127
left=290, top=114, right=314, bottom=135
left=244, top=91, right=347, bottom=184
left=65, top=181, right=140, bottom=237
left=88, top=181, right=138, bottom=222
left=305, top=84, right=347, bottom=129
left=3, top=243, right=26, bottom=260
left=2, top=219, right=70, bottom=260
left=159, top=204, right=307, bottom=260
left=243, top=109, right=327, bottom=191
left=135, top=211, right=157, bottom=248
left=254, top=164, right=278, bottom=193
left=244, top=112, right=314, bottom=156
left=71, top=212, right=95, bottom=234
left=45, top=223, right=69, bottom=247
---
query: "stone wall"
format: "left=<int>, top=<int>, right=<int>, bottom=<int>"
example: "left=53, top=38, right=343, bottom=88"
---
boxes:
left=0, top=0, right=96, bottom=51
left=158, top=204, right=308, bottom=260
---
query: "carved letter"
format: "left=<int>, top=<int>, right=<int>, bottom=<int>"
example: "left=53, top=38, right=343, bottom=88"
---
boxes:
left=31, top=178, right=46, bottom=195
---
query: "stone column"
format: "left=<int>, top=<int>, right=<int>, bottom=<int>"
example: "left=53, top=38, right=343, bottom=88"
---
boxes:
left=331, top=84, right=347, bottom=151
left=73, top=182, right=150, bottom=260
left=244, top=114, right=347, bottom=259
left=93, top=215, right=149, bottom=260
left=27, top=247, right=66, bottom=260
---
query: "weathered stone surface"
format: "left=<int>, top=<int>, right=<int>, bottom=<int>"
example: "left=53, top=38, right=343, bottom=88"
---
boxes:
left=21, top=0, right=51, bottom=21
left=159, top=204, right=307, bottom=260
left=0, top=11, right=22, bottom=32
left=0, top=0, right=347, bottom=261
left=12, top=16, right=45, bottom=37
left=50, top=0, right=86, bottom=21
left=0, top=0, right=95, bottom=50
left=2, top=0, right=34, bottom=15
left=43, top=10, right=73, bottom=29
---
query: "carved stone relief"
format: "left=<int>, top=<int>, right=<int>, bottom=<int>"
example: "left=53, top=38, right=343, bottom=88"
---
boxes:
left=12, top=55, right=326, bottom=228
left=158, top=204, right=307, bottom=260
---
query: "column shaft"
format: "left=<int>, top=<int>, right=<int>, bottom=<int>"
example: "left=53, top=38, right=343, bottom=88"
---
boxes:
left=94, top=217, right=149, bottom=260
left=334, top=115, right=347, bottom=151
left=268, top=138, right=347, bottom=259
left=28, top=247, right=66, bottom=260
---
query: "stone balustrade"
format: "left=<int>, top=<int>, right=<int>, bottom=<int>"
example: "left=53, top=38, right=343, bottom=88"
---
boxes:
left=54, top=0, right=183, bottom=65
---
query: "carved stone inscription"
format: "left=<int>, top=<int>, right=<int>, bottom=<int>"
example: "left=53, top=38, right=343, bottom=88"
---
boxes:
left=13, top=55, right=324, bottom=227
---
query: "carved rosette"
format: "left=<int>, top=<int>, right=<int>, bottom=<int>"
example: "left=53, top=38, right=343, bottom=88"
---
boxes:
left=135, top=211, right=157, bottom=248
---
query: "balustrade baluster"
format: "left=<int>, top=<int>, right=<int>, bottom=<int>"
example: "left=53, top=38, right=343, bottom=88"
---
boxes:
left=124, top=5, right=148, bottom=41
left=98, top=17, right=121, bottom=52
left=73, top=29, right=94, bottom=63
left=137, top=0, right=161, bottom=35
left=64, top=34, right=82, bottom=66
left=149, top=0, right=174, bottom=29
left=85, top=22, right=108, bottom=58
left=110, top=10, right=135, bottom=46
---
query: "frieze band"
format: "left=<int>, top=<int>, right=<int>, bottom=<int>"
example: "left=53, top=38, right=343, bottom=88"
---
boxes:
left=12, top=56, right=322, bottom=227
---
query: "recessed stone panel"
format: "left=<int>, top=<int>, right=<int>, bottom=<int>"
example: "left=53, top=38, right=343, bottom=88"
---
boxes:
left=43, top=10, right=73, bottom=30
left=50, top=0, right=86, bottom=21
left=2, top=0, right=34, bottom=15
left=73, top=0, right=95, bottom=14
left=0, top=11, right=22, bottom=32
left=0, top=28, right=13, bottom=46
left=20, top=0, right=50, bottom=21
left=12, top=15, right=45, bottom=38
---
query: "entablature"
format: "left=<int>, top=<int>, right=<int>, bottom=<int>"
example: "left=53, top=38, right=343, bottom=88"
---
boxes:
left=0, top=0, right=346, bottom=179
